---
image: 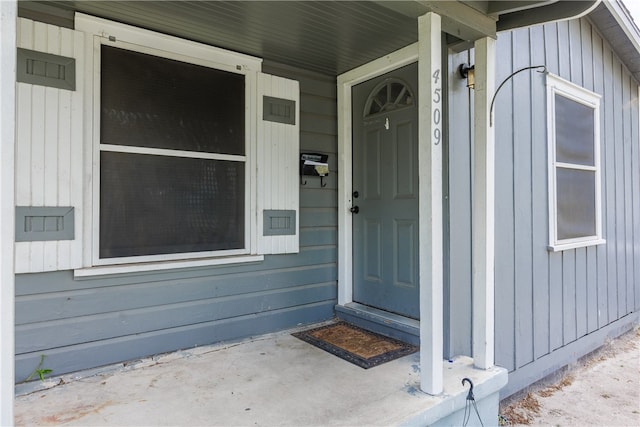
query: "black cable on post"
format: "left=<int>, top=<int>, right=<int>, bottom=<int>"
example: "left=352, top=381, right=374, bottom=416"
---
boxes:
left=489, top=65, right=547, bottom=127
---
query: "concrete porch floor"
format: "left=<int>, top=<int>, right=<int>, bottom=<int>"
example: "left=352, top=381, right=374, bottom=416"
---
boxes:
left=14, top=322, right=507, bottom=426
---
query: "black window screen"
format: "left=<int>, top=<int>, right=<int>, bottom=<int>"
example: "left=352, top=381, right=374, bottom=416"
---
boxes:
left=100, top=152, right=244, bottom=258
left=101, top=45, right=245, bottom=155
left=99, top=45, right=246, bottom=259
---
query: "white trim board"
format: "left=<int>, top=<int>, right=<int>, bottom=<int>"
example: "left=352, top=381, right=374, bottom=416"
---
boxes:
left=0, top=0, right=16, bottom=423
left=336, top=42, right=418, bottom=306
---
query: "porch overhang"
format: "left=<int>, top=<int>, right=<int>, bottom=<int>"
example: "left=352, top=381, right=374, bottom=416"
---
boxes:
left=19, top=0, right=600, bottom=76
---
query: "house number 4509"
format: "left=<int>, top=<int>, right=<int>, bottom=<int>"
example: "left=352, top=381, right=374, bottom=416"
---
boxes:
left=432, top=69, right=441, bottom=145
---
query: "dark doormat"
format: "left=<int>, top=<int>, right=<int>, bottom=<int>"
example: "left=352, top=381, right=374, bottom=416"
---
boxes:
left=292, top=321, right=418, bottom=369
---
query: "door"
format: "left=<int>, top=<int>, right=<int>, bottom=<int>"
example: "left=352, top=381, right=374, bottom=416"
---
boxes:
left=352, top=62, right=419, bottom=319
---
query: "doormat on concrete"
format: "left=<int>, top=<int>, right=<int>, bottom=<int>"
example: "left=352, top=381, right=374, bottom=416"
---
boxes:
left=292, top=322, right=418, bottom=369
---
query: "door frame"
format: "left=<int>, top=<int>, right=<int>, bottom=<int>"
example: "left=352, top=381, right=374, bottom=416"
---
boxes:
left=337, top=42, right=419, bottom=307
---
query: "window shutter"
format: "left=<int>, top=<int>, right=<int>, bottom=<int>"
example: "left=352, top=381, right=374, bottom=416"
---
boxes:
left=256, top=73, right=300, bottom=254
left=14, top=19, right=85, bottom=273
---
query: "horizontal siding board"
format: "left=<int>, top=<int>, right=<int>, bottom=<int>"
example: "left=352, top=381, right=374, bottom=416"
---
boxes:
left=300, top=132, right=337, bottom=152
left=300, top=188, right=338, bottom=208
left=16, top=265, right=337, bottom=324
left=300, top=93, right=337, bottom=116
left=300, top=112, right=337, bottom=135
left=16, top=283, right=337, bottom=353
left=299, top=227, right=337, bottom=247
left=16, top=245, right=338, bottom=296
left=299, top=208, right=337, bottom=227
left=15, top=301, right=335, bottom=381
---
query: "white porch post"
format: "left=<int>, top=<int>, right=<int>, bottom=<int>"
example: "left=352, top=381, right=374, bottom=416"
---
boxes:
left=418, top=12, right=443, bottom=395
left=0, top=0, right=17, bottom=424
left=472, top=36, right=496, bottom=370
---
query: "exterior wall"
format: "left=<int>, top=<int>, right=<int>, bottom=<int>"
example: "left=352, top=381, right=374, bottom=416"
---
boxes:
left=14, top=19, right=338, bottom=381
left=446, top=15, right=639, bottom=395
left=492, top=17, right=640, bottom=396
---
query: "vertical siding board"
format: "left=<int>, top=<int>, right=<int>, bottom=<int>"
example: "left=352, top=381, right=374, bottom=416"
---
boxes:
left=548, top=253, right=564, bottom=349
left=513, top=28, right=534, bottom=368
left=622, top=73, right=634, bottom=315
left=447, top=49, right=472, bottom=356
left=557, top=21, right=571, bottom=80
left=603, top=48, right=618, bottom=323
left=494, top=32, right=516, bottom=372
left=613, top=62, right=626, bottom=319
left=544, top=23, right=564, bottom=351
left=592, top=30, right=608, bottom=328
left=69, top=30, right=85, bottom=269
left=574, top=248, right=587, bottom=338
left=43, top=85, right=60, bottom=271
left=579, top=21, right=596, bottom=330
left=633, top=81, right=640, bottom=311
left=586, top=246, right=598, bottom=333
left=562, top=251, right=577, bottom=344
left=56, top=28, right=74, bottom=270
left=568, top=19, right=583, bottom=86
left=530, top=24, right=550, bottom=359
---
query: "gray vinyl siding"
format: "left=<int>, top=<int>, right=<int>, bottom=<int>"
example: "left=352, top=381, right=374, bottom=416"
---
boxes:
left=491, top=17, right=640, bottom=396
left=14, top=62, right=338, bottom=382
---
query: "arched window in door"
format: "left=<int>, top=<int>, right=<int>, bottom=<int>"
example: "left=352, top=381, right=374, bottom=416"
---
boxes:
left=363, top=78, right=414, bottom=117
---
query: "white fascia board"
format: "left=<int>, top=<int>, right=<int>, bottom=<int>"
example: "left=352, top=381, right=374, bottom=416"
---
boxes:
left=604, top=0, right=640, bottom=56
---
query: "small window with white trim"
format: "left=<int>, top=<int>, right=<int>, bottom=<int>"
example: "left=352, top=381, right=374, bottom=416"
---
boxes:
left=546, top=73, right=604, bottom=251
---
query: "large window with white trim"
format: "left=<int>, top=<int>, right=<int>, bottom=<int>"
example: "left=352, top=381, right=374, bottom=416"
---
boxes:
left=547, top=73, right=604, bottom=251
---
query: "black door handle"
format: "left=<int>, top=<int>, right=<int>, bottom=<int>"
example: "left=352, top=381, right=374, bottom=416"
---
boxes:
left=350, top=206, right=360, bottom=214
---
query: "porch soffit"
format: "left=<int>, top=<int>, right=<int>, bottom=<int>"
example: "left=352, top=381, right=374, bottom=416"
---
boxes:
left=20, top=0, right=601, bottom=77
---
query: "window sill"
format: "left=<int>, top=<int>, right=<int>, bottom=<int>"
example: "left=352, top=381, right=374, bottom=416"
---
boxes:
left=74, top=254, right=264, bottom=279
left=547, top=238, right=606, bottom=252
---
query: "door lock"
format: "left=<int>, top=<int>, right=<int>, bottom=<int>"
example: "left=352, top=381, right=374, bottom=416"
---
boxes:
left=350, top=206, right=360, bottom=214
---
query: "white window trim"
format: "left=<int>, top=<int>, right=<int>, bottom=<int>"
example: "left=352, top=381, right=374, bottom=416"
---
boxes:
left=76, top=14, right=263, bottom=273
left=546, top=73, right=604, bottom=252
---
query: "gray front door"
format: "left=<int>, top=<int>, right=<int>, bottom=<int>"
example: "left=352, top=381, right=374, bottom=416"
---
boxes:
left=352, top=63, right=419, bottom=319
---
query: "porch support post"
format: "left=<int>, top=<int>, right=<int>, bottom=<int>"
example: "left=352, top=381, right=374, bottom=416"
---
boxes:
left=472, top=36, right=496, bottom=370
left=0, top=0, right=17, bottom=423
left=418, top=12, right=443, bottom=395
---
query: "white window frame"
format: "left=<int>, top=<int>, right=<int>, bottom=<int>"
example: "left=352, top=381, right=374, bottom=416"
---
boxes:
left=75, top=14, right=264, bottom=275
left=546, top=73, right=604, bottom=251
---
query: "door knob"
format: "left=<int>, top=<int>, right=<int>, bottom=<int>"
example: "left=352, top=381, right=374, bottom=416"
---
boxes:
left=350, top=206, right=360, bottom=214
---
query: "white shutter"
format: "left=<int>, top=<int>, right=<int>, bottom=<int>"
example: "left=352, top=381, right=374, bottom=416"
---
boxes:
left=14, top=19, right=84, bottom=273
left=256, top=73, right=300, bottom=254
